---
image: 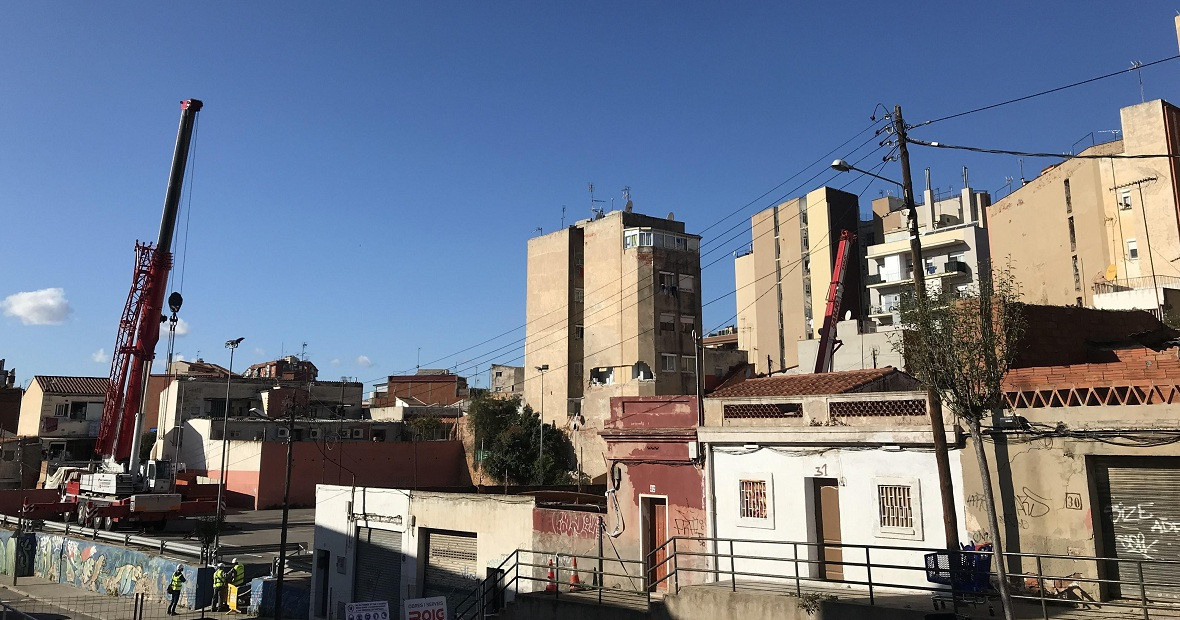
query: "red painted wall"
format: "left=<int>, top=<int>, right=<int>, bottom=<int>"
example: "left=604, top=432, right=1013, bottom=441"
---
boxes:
left=607, top=396, right=697, bottom=430
left=254, top=440, right=469, bottom=509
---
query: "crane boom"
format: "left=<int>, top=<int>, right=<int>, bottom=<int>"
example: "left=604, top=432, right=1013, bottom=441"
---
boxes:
left=814, top=229, right=856, bottom=374
left=96, top=99, right=203, bottom=468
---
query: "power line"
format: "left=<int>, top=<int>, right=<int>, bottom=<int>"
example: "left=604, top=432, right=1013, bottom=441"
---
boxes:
left=908, top=136, right=1180, bottom=160
left=913, top=54, right=1180, bottom=128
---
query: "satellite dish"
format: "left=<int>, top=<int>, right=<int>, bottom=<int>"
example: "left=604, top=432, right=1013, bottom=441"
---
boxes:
left=844, top=310, right=852, bottom=320
left=1104, top=264, right=1118, bottom=281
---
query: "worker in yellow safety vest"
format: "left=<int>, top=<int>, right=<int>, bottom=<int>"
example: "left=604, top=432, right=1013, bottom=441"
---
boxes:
left=212, top=563, right=227, bottom=611
left=167, top=564, right=186, bottom=615
left=231, top=558, right=245, bottom=587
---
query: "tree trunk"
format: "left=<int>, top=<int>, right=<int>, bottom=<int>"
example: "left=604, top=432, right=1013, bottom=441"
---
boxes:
left=967, top=415, right=1014, bottom=620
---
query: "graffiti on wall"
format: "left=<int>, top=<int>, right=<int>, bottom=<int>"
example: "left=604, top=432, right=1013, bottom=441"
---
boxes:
left=33, top=534, right=202, bottom=607
left=1107, top=502, right=1180, bottom=561
left=534, top=509, right=600, bottom=539
left=672, top=509, right=705, bottom=539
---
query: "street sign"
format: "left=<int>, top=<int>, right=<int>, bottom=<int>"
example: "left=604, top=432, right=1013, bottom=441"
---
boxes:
left=346, top=600, right=391, bottom=620
left=402, top=596, right=447, bottom=620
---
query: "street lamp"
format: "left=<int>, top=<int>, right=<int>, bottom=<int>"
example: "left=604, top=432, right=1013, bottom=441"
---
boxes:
left=534, top=364, right=548, bottom=485
left=831, top=146, right=961, bottom=551
left=214, top=337, right=244, bottom=555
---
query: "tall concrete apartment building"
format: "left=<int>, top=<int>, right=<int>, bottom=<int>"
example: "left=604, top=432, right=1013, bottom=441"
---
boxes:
left=988, top=99, right=1180, bottom=316
left=523, top=208, right=702, bottom=435
left=734, top=187, right=861, bottom=373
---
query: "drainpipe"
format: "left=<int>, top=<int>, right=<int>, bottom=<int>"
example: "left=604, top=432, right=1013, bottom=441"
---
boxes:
left=703, top=441, right=718, bottom=580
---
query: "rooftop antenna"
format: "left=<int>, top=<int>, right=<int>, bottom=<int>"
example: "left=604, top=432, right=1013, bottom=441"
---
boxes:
left=623, top=186, right=633, bottom=212
left=561, top=205, right=566, bottom=228
left=1131, top=60, right=1145, bottom=103
left=300, top=342, right=308, bottom=361
left=588, top=183, right=605, bottom=219
left=1019, top=158, right=1027, bottom=186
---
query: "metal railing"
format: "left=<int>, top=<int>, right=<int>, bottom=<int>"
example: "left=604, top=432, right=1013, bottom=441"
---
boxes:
left=451, top=549, right=649, bottom=620
left=648, top=536, right=1180, bottom=620
left=1093, top=275, right=1180, bottom=295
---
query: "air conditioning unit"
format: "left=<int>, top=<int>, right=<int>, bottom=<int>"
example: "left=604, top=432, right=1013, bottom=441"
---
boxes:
left=309, top=429, right=321, bottom=440
left=276, top=427, right=290, bottom=439
left=351, top=428, right=364, bottom=439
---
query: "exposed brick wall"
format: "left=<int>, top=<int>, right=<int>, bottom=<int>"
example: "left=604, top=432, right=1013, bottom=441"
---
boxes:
left=1013, top=305, right=1168, bottom=369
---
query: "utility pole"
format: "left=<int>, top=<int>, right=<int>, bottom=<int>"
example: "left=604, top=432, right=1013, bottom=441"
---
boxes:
left=893, top=105, right=960, bottom=551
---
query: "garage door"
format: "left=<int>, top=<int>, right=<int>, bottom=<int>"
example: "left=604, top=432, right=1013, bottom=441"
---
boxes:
left=1095, top=458, right=1180, bottom=600
left=353, top=526, right=404, bottom=608
left=423, top=530, right=478, bottom=612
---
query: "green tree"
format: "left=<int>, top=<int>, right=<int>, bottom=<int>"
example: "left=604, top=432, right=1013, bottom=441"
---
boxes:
left=896, top=262, right=1024, bottom=620
left=468, top=395, right=573, bottom=485
left=408, top=415, right=446, bottom=440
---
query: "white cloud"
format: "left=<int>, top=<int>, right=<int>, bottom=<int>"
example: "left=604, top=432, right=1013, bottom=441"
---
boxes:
left=174, top=318, right=190, bottom=336
left=91, top=348, right=108, bottom=364
left=330, top=359, right=341, bottom=367
left=2, top=288, right=72, bottom=325
left=174, top=354, right=187, bottom=362
left=253, top=347, right=267, bottom=357
left=355, top=355, right=372, bottom=368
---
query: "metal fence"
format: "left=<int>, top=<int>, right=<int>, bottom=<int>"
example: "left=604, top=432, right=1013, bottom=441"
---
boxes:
left=452, top=549, right=649, bottom=620
left=0, top=592, right=185, bottom=620
left=650, top=536, right=1180, bottom=620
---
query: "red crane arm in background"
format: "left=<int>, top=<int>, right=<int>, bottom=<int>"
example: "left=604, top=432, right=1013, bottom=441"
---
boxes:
left=96, top=99, right=202, bottom=465
left=814, top=230, right=856, bottom=374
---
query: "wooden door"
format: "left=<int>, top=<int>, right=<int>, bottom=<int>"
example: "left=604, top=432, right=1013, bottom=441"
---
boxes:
left=815, top=479, right=843, bottom=581
left=646, top=498, right=669, bottom=590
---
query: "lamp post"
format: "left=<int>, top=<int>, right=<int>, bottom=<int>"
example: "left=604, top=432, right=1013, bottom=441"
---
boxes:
left=214, top=337, right=244, bottom=556
left=534, top=364, right=548, bottom=485
left=832, top=127, right=961, bottom=551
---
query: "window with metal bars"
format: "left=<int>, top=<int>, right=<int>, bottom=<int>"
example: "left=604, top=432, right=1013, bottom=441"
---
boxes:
left=878, top=484, right=913, bottom=528
left=739, top=480, right=767, bottom=519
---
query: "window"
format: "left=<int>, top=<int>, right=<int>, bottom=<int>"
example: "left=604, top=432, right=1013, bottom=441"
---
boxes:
left=589, top=366, right=614, bottom=385
left=632, top=362, right=653, bottom=381
left=680, top=316, right=695, bottom=334
left=573, top=325, right=584, bottom=339
left=1072, top=256, right=1081, bottom=291
left=639, top=231, right=653, bottom=246
left=660, top=354, right=677, bottom=372
left=681, top=355, right=696, bottom=374
left=70, top=402, right=88, bottom=420
left=1119, top=189, right=1133, bottom=210
left=875, top=477, right=922, bottom=539
left=1127, top=238, right=1139, bottom=260
left=54, top=403, right=68, bottom=418
left=1068, top=217, right=1076, bottom=252
left=674, top=236, right=688, bottom=251
left=572, top=362, right=584, bottom=380
left=878, top=485, right=913, bottom=529
left=739, top=480, right=767, bottom=519
left=1064, top=179, right=1072, bottom=213
left=624, top=232, right=638, bottom=249
left=658, top=272, right=677, bottom=292
left=495, top=371, right=503, bottom=378
left=660, top=313, right=676, bottom=332
left=493, top=386, right=503, bottom=392
left=678, top=274, right=694, bottom=292
left=573, top=288, right=584, bottom=303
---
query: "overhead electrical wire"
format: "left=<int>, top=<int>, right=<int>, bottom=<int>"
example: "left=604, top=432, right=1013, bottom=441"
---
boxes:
left=908, top=136, right=1180, bottom=160
left=913, top=54, right=1180, bottom=128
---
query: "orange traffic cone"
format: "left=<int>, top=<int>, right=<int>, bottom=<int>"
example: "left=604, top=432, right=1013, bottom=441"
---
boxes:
left=544, top=558, right=557, bottom=592
left=569, top=557, right=583, bottom=591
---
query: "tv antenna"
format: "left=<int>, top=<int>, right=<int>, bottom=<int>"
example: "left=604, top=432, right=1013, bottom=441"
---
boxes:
left=623, top=186, right=633, bottom=212
left=588, top=183, right=605, bottom=219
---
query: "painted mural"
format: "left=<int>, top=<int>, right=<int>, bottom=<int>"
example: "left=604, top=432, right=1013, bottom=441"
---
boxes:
left=33, top=533, right=209, bottom=609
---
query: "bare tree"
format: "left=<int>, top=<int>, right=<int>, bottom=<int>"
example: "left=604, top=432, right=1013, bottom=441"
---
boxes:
left=896, top=261, right=1024, bottom=620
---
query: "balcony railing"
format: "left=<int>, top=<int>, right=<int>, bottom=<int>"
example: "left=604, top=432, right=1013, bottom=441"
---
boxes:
left=1093, top=275, right=1180, bottom=295
left=944, top=260, right=969, bottom=274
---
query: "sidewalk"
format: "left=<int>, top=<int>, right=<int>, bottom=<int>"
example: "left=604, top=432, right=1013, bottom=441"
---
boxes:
left=0, top=576, right=229, bottom=620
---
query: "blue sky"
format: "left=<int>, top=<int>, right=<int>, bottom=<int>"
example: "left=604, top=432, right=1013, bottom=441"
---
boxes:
left=2, top=3, right=1178, bottom=390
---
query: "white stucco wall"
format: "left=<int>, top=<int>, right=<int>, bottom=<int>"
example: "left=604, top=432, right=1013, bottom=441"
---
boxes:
left=710, top=445, right=966, bottom=589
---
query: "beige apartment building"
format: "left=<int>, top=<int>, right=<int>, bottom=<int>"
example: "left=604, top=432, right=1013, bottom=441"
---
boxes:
left=988, top=99, right=1180, bottom=314
left=734, top=187, right=861, bottom=373
left=864, top=169, right=991, bottom=330
left=523, top=208, right=703, bottom=436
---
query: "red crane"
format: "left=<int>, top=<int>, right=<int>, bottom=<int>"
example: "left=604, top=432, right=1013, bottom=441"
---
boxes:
left=96, top=99, right=202, bottom=466
left=814, top=230, right=856, bottom=374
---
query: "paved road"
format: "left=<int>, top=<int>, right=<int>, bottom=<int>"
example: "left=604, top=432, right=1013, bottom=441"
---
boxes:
left=154, top=507, right=315, bottom=564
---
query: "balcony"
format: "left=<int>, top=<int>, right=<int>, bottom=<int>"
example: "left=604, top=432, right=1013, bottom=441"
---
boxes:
left=942, top=260, right=969, bottom=275
left=866, top=273, right=913, bottom=288
left=868, top=304, right=900, bottom=318
left=1093, top=275, right=1180, bottom=294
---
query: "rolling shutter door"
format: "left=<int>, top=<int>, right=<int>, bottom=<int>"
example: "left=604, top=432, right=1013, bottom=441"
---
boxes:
left=353, top=526, right=403, bottom=609
left=1095, top=458, right=1180, bottom=600
left=423, top=530, right=478, bottom=612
